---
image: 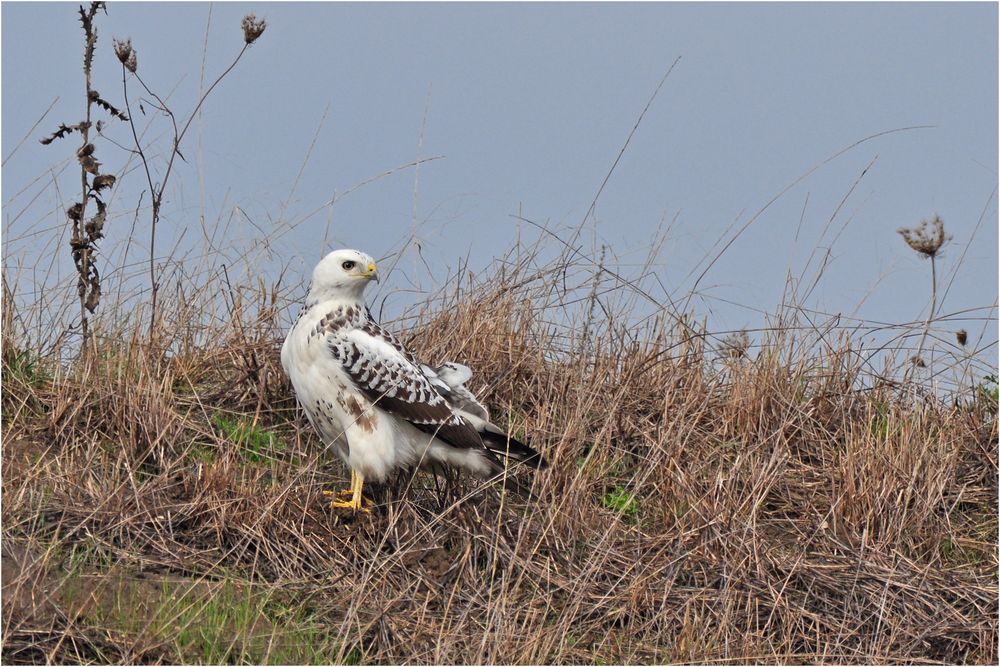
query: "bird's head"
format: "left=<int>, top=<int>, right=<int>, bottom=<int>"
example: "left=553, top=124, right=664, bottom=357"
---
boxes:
left=307, top=248, right=379, bottom=303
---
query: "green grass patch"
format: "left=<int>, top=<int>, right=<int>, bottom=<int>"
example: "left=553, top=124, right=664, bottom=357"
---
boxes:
left=187, top=443, right=217, bottom=464
left=159, top=581, right=349, bottom=664
left=869, top=403, right=888, bottom=441
left=3, top=347, right=52, bottom=389
left=76, top=574, right=352, bottom=664
left=212, top=414, right=287, bottom=464
left=602, top=485, right=639, bottom=521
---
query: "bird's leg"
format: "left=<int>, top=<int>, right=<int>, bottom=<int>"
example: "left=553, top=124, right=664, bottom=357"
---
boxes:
left=324, top=470, right=372, bottom=512
left=350, top=472, right=375, bottom=511
left=351, top=472, right=364, bottom=510
left=338, top=470, right=358, bottom=498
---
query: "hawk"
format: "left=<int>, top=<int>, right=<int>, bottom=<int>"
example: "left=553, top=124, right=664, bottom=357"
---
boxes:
left=281, top=249, right=545, bottom=511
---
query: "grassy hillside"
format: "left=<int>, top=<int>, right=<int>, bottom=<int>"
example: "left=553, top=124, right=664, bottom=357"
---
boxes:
left=2, top=4, right=996, bottom=663
left=2, top=239, right=997, bottom=664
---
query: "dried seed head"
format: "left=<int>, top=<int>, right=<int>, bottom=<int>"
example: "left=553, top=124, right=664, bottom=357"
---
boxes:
left=242, top=13, right=266, bottom=44
left=956, top=329, right=968, bottom=347
left=910, top=355, right=926, bottom=368
left=114, top=38, right=139, bottom=73
left=76, top=143, right=95, bottom=157
left=113, top=38, right=131, bottom=64
left=722, top=330, right=750, bottom=359
left=897, top=215, right=949, bottom=259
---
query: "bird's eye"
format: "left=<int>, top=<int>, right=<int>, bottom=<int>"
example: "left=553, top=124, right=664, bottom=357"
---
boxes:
left=341, top=261, right=356, bottom=270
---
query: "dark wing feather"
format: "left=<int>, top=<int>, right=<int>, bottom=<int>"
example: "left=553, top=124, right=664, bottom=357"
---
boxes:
left=327, top=325, right=485, bottom=452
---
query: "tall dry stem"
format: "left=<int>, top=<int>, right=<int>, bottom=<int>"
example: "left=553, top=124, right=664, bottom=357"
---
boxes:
left=116, top=12, right=265, bottom=339
left=39, top=1, right=126, bottom=352
left=898, top=214, right=949, bottom=374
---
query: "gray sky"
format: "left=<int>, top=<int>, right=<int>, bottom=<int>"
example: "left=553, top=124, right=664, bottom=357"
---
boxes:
left=2, top=2, right=997, bottom=373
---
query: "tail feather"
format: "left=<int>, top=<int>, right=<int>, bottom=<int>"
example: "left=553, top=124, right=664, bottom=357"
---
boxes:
left=479, top=429, right=547, bottom=470
left=420, top=360, right=547, bottom=472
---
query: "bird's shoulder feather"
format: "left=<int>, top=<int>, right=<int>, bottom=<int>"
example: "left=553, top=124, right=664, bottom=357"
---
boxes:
left=322, top=308, right=484, bottom=451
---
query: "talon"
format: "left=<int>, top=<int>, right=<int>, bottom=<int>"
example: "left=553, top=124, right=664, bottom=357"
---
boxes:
left=323, top=470, right=373, bottom=512
left=328, top=497, right=372, bottom=513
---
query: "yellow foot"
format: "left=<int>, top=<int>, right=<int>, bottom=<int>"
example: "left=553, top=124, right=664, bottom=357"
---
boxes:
left=323, top=469, right=373, bottom=512
left=323, top=489, right=374, bottom=512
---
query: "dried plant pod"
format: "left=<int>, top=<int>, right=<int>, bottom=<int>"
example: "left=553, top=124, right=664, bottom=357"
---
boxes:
left=79, top=154, right=101, bottom=175
left=84, top=270, right=102, bottom=313
left=85, top=200, right=107, bottom=241
left=66, top=202, right=83, bottom=222
left=956, top=329, right=968, bottom=347
left=92, top=174, right=116, bottom=191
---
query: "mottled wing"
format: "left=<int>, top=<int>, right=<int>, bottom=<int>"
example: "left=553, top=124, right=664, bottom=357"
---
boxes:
left=421, top=362, right=490, bottom=421
left=326, top=323, right=484, bottom=451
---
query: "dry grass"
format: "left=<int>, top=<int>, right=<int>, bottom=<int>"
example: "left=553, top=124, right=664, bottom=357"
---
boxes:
left=2, top=236, right=997, bottom=665
left=3, top=5, right=997, bottom=664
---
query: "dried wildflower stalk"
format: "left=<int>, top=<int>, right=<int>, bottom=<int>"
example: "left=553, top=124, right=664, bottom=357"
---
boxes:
left=116, top=14, right=265, bottom=338
left=40, top=2, right=126, bottom=350
left=898, top=215, right=951, bottom=376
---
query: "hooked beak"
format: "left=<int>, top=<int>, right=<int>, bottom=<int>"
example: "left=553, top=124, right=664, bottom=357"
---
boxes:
left=366, top=262, right=379, bottom=283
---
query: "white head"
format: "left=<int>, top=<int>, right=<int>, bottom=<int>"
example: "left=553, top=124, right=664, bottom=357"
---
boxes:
left=307, top=249, right=379, bottom=303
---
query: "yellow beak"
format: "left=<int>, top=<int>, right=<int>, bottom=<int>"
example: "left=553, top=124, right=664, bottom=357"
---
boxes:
left=366, top=263, right=379, bottom=283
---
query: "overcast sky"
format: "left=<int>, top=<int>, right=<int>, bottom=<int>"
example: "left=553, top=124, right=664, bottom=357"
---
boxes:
left=2, top=2, right=997, bottom=371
